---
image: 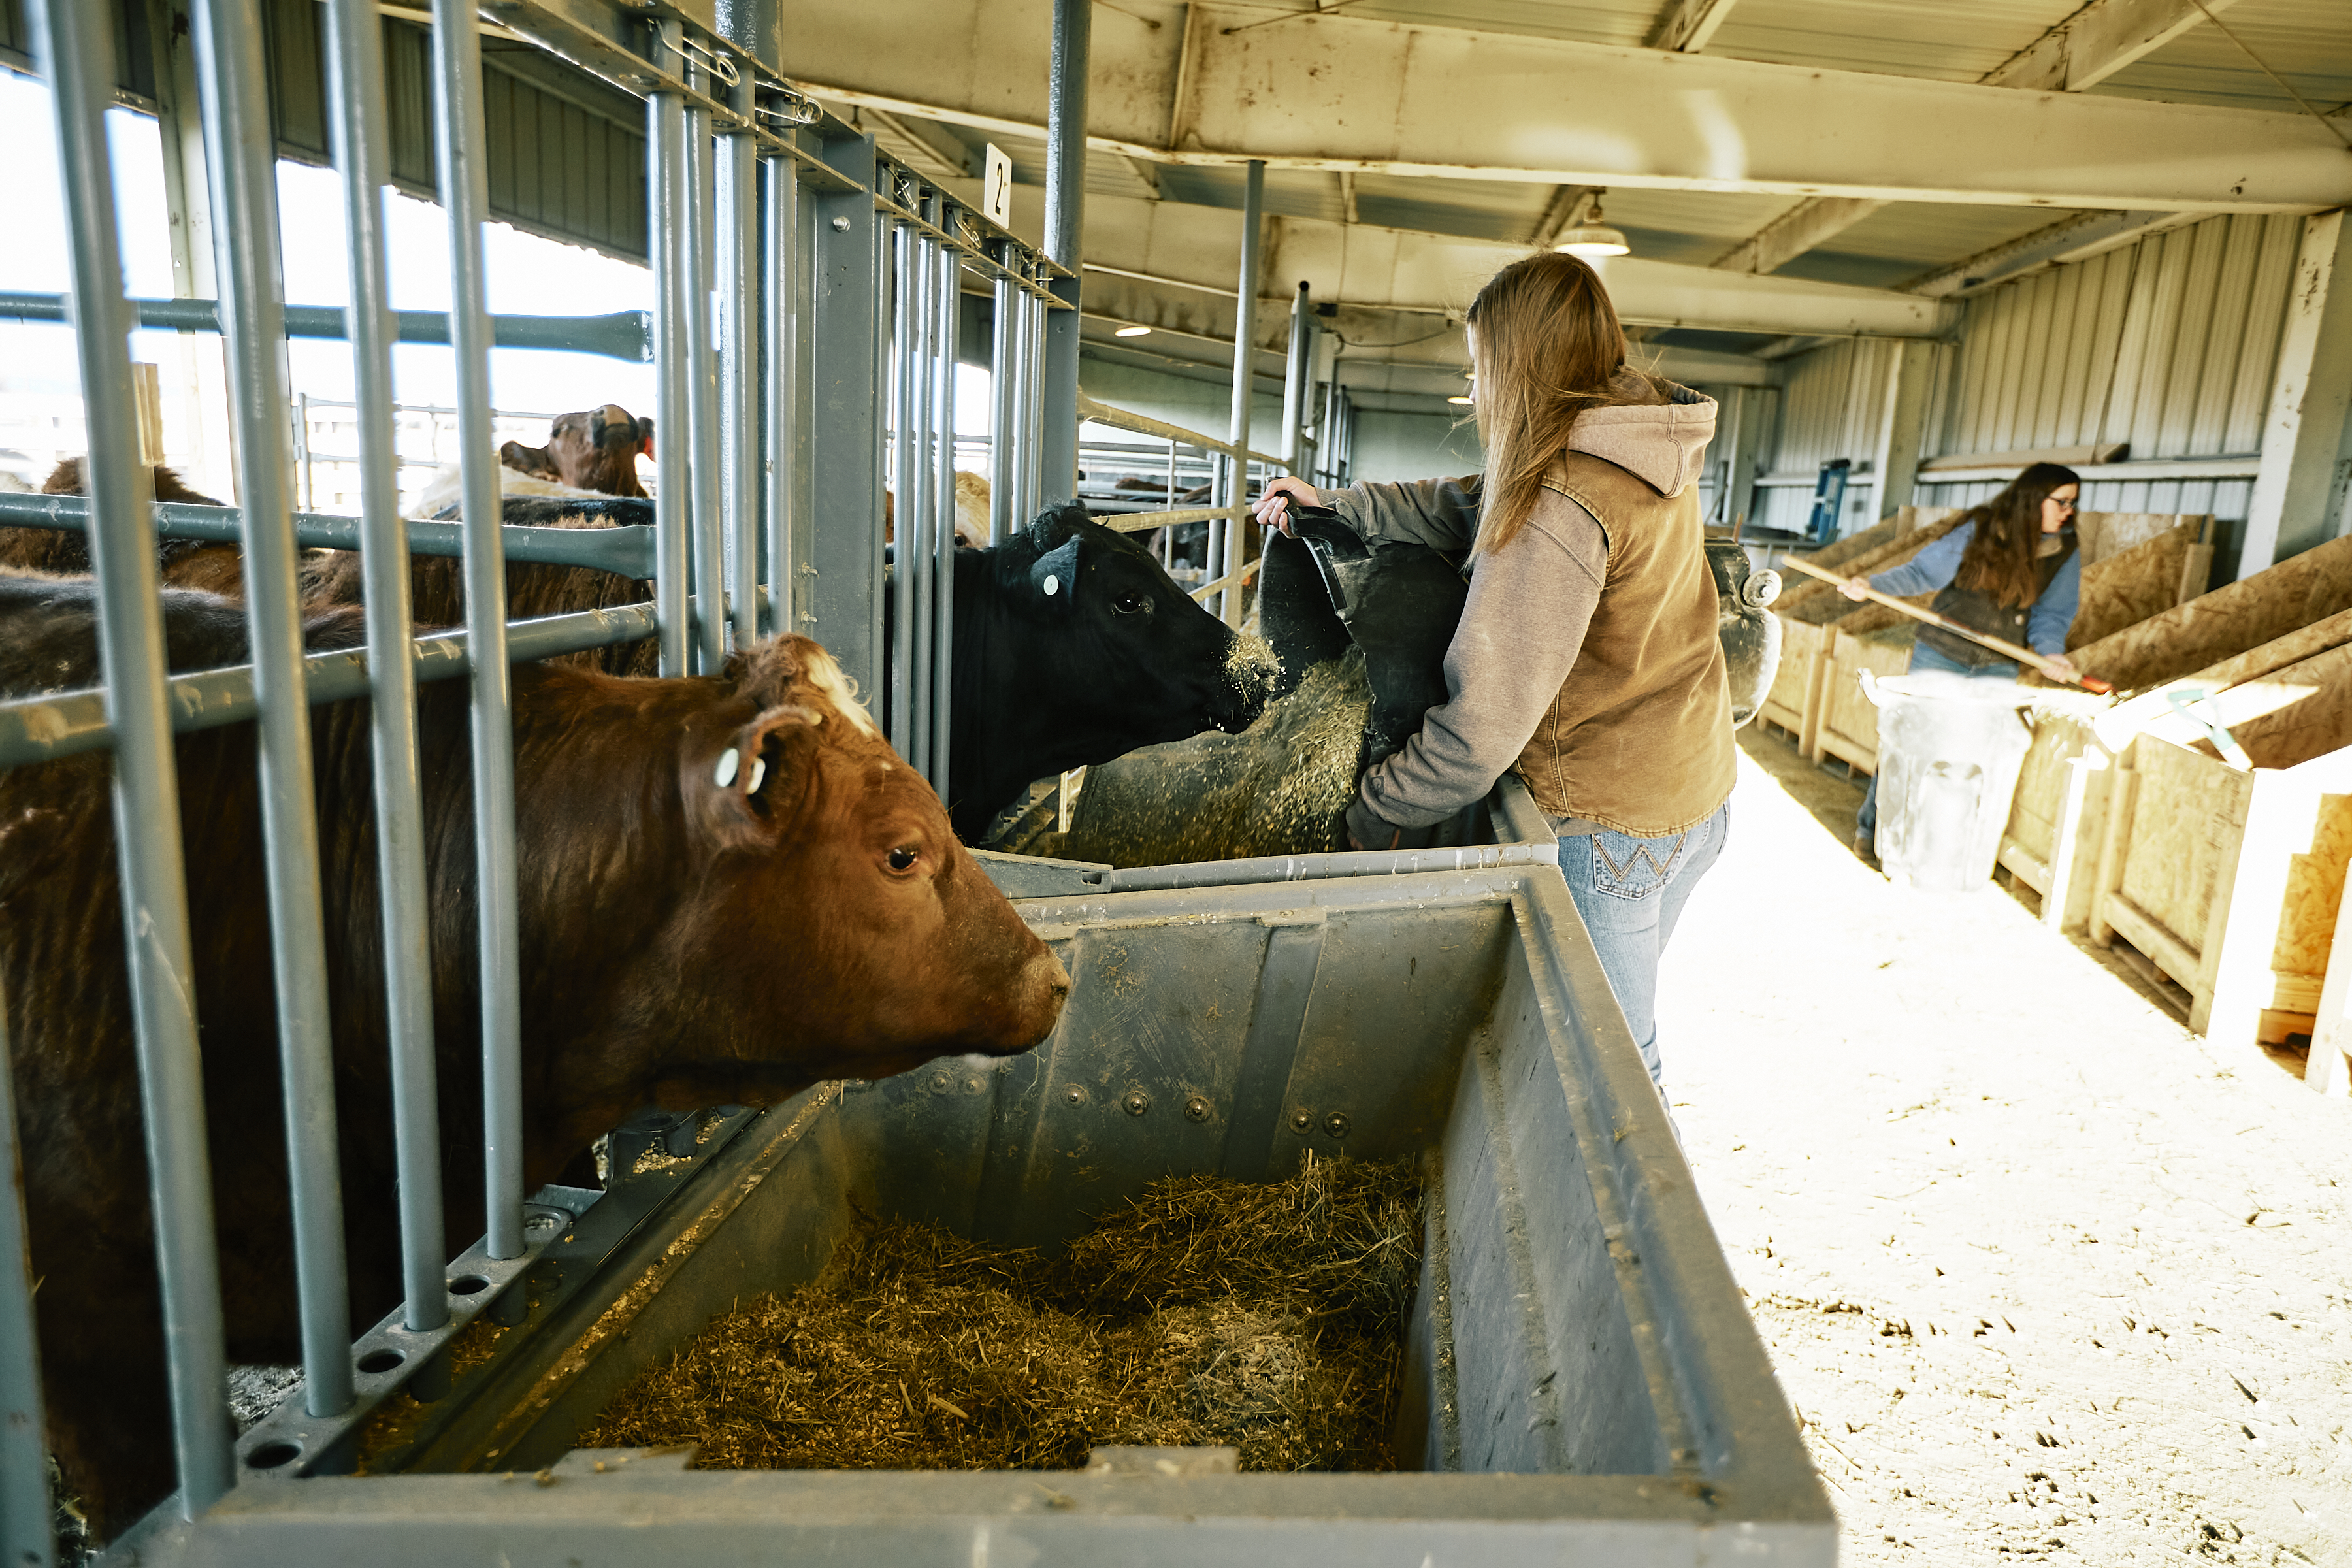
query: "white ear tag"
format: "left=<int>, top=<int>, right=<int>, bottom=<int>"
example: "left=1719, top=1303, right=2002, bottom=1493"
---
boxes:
left=1042, top=574, right=1060, bottom=596
left=746, top=755, right=766, bottom=794
left=713, top=747, right=740, bottom=787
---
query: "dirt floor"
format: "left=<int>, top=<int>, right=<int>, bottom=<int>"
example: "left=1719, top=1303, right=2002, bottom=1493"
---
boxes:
left=1656, top=729, right=2352, bottom=1565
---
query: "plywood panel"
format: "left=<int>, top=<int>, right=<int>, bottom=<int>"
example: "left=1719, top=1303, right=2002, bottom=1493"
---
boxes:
left=2074, top=535, right=2352, bottom=691
left=2225, top=644, right=2352, bottom=773
left=1784, top=510, right=1968, bottom=625
left=1817, top=627, right=1917, bottom=776
left=2068, top=521, right=2201, bottom=651
left=1759, top=615, right=1823, bottom=735
left=2118, top=740, right=2251, bottom=957
left=2274, top=791, right=2352, bottom=987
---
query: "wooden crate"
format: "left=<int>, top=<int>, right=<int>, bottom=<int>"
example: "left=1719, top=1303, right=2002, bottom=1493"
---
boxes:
left=1812, top=626, right=1916, bottom=776
left=1756, top=614, right=1829, bottom=751
left=1996, top=701, right=2117, bottom=931
left=2088, top=735, right=2352, bottom=1055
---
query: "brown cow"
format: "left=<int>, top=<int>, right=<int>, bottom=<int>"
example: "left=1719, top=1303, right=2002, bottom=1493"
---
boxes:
left=498, top=403, right=653, bottom=496
left=0, top=459, right=244, bottom=596
left=0, top=570, right=1067, bottom=1537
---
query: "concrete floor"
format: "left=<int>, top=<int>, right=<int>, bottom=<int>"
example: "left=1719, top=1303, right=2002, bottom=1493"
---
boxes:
left=1658, top=729, right=2352, bottom=1567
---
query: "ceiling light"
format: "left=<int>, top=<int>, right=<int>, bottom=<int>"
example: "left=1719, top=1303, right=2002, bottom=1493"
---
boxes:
left=1446, top=395, right=1474, bottom=405
left=1114, top=323, right=1152, bottom=337
left=1553, top=225, right=1630, bottom=258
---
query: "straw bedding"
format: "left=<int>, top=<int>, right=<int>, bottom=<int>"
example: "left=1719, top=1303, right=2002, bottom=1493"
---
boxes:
left=581, top=1153, right=1424, bottom=1473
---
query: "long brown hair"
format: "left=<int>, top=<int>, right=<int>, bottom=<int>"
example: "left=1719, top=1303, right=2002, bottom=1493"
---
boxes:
left=1464, top=252, right=1654, bottom=554
left=1950, top=461, right=2082, bottom=608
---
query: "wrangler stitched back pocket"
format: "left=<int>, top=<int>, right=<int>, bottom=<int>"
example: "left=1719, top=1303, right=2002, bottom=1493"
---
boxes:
left=1585, top=820, right=1705, bottom=901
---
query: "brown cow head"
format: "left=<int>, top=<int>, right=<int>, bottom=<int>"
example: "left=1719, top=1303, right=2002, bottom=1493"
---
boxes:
left=498, top=403, right=653, bottom=496
left=528, top=635, right=1066, bottom=1156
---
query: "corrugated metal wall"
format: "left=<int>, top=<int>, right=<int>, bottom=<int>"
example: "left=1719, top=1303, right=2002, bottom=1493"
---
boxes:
left=1752, top=338, right=1899, bottom=536
left=0, top=0, right=649, bottom=265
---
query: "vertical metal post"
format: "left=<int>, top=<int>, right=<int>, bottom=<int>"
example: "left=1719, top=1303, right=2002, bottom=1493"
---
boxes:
left=29, top=0, right=232, bottom=1513
left=0, top=983, right=50, bottom=1568
left=806, top=128, right=886, bottom=693
left=760, top=150, right=798, bottom=638
left=1221, top=158, right=1266, bottom=626
left=1005, top=286, right=1032, bottom=529
left=988, top=269, right=1017, bottom=543
left=430, top=0, right=525, bottom=1264
left=193, top=0, right=355, bottom=1420
left=648, top=70, right=691, bottom=677
left=908, top=219, right=938, bottom=781
left=889, top=220, right=916, bottom=760
left=1024, top=288, right=1047, bottom=521
left=1039, top=0, right=1088, bottom=503
left=721, top=85, right=761, bottom=652
left=1281, top=282, right=1312, bottom=472
left=685, top=104, right=725, bottom=671
left=931, top=231, right=960, bottom=797
left=323, top=0, right=446, bottom=1335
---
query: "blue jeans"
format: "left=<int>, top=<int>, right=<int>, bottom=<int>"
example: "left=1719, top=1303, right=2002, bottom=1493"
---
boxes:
left=1856, top=640, right=2019, bottom=838
left=1560, top=802, right=1729, bottom=1090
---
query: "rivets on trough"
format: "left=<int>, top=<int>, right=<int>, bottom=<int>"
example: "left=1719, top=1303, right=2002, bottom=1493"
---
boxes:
left=1183, top=1095, right=1212, bottom=1123
left=1120, top=1089, right=1151, bottom=1117
left=930, top=1071, right=952, bottom=1093
left=1323, top=1111, right=1351, bottom=1139
left=1288, top=1110, right=1313, bottom=1135
left=830, top=214, right=851, bottom=231
left=1064, top=1085, right=1087, bottom=1105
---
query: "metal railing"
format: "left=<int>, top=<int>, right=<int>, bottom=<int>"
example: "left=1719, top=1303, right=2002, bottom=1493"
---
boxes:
left=0, top=1, right=1068, bottom=1558
left=1074, top=393, right=1290, bottom=620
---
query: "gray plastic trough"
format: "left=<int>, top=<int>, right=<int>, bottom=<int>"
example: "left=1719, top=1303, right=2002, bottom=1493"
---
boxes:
left=975, top=772, right=1561, bottom=898
left=116, top=864, right=1832, bottom=1567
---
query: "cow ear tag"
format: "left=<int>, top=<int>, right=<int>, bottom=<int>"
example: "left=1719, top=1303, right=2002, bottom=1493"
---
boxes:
left=713, top=747, right=740, bottom=788
left=746, top=755, right=767, bottom=794
left=1030, top=535, right=1082, bottom=605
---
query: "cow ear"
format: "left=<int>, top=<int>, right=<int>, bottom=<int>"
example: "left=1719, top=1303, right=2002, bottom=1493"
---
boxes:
left=1029, top=534, right=1083, bottom=606
left=500, top=440, right=555, bottom=479
left=687, top=703, right=821, bottom=853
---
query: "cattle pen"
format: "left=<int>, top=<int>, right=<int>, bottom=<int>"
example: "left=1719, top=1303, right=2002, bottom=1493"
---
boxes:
left=7, top=0, right=2349, bottom=1563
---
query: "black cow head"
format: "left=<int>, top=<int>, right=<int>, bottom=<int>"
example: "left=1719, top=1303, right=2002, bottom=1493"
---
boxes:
left=957, top=503, right=1276, bottom=840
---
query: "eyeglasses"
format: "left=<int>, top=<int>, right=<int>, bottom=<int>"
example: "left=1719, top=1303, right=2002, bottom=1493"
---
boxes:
left=2052, top=497, right=2079, bottom=511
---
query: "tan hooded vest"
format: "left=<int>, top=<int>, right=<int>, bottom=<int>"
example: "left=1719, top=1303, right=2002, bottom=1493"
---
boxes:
left=1513, top=452, right=1737, bottom=836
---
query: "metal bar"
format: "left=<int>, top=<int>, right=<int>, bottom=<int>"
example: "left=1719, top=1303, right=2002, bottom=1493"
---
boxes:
left=0, top=973, right=52, bottom=1568
left=431, top=0, right=527, bottom=1265
left=0, top=290, right=657, bottom=361
left=1038, top=0, right=1088, bottom=503
left=686, top=103, right=725, bottom=672
left=930, top=230, right=959, bottom=798
left=760, top=149, right=796, bottom=638
left=649, top=76, right=691, bottom=676
left=197, top=0, right=357, bottom=1420
left=870, top=185, right=894, bottom=698
left=325, top=0, right=448, bottom=1336
left=889, top=220, right=916, bottom=760
left=1007, top=285, right=1032, bottom=529
left=0, top=494, right=657, bottom=579
left=29, top=0, right=232, bottom=1514
left=1072, top=393, right=1282, bottom=465
left=721, top=84, right=761, bottom=653
left=988, top=270, right=1015, bottom=544
left=1098, top=502, right=1249, bottom=532
left=1281, top=282, right=1311, bottom=471
left=0, top=603, right=662, bottom=770
left=1024, top=287, right=1047, bottom=521
left=908, top=218, right=938, bottom=781
left=1220, top=158, right=1266, bottom=628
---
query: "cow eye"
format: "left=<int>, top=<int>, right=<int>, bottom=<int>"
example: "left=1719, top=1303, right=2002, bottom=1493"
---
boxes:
left=886, top=845, right=921, bottom=873
left=1112, top=592, right=1152, bottom=615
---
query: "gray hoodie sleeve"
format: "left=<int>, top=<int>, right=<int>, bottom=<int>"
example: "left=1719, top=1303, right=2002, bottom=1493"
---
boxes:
left=1348, top=488, right=1607, bottom=836
left=1324, top=474, right=1484, bottom=553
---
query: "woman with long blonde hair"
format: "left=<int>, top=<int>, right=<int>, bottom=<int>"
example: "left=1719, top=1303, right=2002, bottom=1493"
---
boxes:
left=1256, top=251, right=1731, bottom=1092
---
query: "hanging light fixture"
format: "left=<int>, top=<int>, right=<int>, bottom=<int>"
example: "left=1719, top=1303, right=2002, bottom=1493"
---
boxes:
left=1114, top=323, right=1152, bottom=337
left=1552, top=193, right=1630, bottom=258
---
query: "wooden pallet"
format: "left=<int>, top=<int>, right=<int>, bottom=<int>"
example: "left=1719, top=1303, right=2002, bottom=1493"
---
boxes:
left=1812, top=627, right=1916, bottom=777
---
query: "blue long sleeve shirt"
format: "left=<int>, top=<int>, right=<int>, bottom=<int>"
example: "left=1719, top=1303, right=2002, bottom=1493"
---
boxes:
left=1867, top=523, right=2080, bottom=657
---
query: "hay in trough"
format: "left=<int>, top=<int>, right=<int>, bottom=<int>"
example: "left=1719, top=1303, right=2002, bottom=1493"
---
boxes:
left=581, top=1152, right=1423, bottom=1473
left=1058, top=651, right=1372, bottom=868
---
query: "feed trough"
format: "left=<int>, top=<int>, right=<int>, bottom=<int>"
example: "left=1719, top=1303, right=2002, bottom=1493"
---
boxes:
left=128, top=865, right=1833, bottom=1565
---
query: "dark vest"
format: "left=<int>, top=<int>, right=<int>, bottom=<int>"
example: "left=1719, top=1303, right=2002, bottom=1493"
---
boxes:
left=1919, top=529, right=2077, bottom=668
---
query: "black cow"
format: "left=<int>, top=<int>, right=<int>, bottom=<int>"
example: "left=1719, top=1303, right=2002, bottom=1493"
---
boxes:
left=0, top=571, right=1067, bottom=1538
left=896, top=503, right=1276, bottom=841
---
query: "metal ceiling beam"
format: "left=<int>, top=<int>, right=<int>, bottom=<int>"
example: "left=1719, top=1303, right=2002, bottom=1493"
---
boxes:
left=1984, top=0, right=2244, bottom=93
left=781, top=1, right=2351, bottom=212
left=1900, top=209, right=2199, bottom=296
left=1646, top=0, right=1741, bottom=53
left=1704, top=0, right=2247, bottom=276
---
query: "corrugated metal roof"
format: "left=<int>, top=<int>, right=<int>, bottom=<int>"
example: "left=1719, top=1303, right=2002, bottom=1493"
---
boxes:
left=2091, top=0, right=2352, bottom=113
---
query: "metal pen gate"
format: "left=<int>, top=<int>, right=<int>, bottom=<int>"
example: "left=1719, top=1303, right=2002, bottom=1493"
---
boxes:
left=0, top=1, right=1059, bottom=1558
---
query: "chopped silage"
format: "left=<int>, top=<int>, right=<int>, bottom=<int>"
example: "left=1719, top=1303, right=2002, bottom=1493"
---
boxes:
left=580, top=1152, right=1424, bottom=1473
left=1057, top=649, right=1373, bottom=868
